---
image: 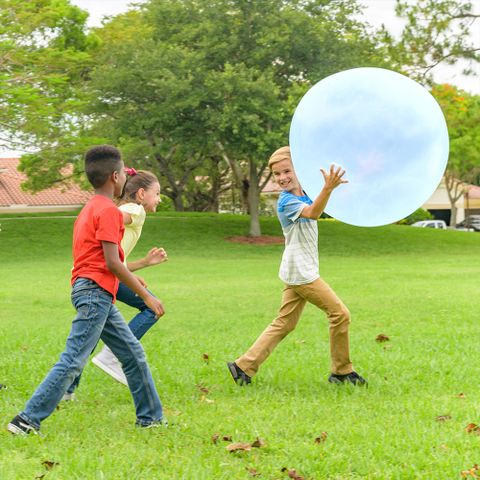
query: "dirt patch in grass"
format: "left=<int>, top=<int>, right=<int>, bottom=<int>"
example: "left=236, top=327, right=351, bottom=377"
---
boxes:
left=226, top=235, right=284, bottom=245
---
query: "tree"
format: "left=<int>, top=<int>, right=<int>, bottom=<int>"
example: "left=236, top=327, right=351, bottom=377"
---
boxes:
left=431, top=84, right=480, bottom=225
left=143, top=0, right=387, bottom=235
left=377, top=0, right=480, bottom=83
left=0, top=0, right=96, bottom=189
left=80, top=9, right=230, bottom=211
left=14, top=0, right=391, bottom=235
left=29, top=0, right=382, bottom=227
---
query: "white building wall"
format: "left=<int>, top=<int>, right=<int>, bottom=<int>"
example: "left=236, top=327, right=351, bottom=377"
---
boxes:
left=422, top=179, right=465, bottom=223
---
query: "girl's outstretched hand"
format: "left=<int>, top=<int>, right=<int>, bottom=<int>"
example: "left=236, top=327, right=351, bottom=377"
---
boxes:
left=146, top=247, right=168, bottom=266
left=320, top=165, right=348, bottom=192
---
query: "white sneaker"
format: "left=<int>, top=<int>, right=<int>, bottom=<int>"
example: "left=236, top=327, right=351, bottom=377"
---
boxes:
left=92, top=346, right=128, bottom=385
left=61, top=392, right=75, bottom=401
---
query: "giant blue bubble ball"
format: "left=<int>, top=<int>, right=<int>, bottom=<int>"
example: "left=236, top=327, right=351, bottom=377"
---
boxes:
left=289, top=67, right=449, bottom=227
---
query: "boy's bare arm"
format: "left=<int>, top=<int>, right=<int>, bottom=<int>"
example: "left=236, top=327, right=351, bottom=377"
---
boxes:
left=300, top=165, right=348, bottom=220
left=102, top=241, right=165, bottom=318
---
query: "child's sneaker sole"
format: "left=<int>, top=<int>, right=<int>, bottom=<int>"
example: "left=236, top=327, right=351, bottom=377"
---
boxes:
left=7, top=415, right=39, bottom=435
left=92, top=356, right=128, bottom=385
left=7, top=423, right=26, bottom=435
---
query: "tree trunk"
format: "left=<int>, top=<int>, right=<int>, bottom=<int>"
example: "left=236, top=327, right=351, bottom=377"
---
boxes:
left=444, top=172, right=463, bottom=227
left=450, top=204, right=457, bottom=226
left=217, top=142, right=249, bottom=213
left=172, top=192, right=184, bottom=211
left=247, top=160, right=261, bottom=237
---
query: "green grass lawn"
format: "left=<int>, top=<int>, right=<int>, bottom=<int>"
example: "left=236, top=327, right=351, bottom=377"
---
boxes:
left=1, top=212, right=480, bottom=479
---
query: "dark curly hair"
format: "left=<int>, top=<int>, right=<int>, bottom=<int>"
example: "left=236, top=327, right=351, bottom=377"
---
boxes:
left=84, top=145, right=122, bottom=188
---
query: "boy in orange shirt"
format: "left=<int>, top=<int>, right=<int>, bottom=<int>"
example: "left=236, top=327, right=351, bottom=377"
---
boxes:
left=8, top=145, right=166, bottom=434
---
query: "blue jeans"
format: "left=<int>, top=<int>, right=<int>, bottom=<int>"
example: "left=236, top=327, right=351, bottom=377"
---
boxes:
left=20, top=278, right=163, bottom=429
left=117, top=282, right=159, bottom=340
left=66, top=282, right=159, bottom=393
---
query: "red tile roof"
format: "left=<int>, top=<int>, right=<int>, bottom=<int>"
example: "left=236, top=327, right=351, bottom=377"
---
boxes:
left=0, top=158, right=93, bottom=207
left=467, top=185, right=480, bottom=200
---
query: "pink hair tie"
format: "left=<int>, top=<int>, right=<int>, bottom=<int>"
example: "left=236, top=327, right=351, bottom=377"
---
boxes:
left=125, top=167, right=138, bottom=176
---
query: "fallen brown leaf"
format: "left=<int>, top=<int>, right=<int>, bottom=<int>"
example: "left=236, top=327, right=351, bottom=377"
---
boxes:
left=461, top=464, right=480, bottom=478
left=226, top=442, right=252, bottom=452
left=435, top=415, right=452, bottom=422
left=251, top=437, right=266, bottom=448
left=281, top=468, right=305, bottom=480
left=199, top=395, right=214, bottom=404
left=202, top=353, right=210, bottom=363
left=465, top=423, right=480, bottom=434
left=42, top=460, right=59, bottom=470
left=247, top=467, right=261, bottom=477
left=212, top=433, right=233, bottom=444
left=314, top=432, right=328, bottom=443
left=456, top=393, right=467, bottom=399
left=196, top=384, right=209, bottom=394
left=375, top=334, right=390, bottom=342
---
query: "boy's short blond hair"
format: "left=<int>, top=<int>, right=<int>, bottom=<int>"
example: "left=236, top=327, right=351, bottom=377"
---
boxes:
left=268, top=146, right=292, bottom=171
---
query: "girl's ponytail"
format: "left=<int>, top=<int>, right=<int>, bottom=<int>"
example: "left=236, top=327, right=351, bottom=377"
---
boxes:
left=119, top=169, right=159, bottom=204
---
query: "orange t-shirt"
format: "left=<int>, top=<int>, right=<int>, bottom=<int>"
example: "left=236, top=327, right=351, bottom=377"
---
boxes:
left=71, top=195, right=125, bottom=301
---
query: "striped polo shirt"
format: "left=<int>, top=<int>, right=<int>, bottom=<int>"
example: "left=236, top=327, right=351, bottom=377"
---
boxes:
left=277, top=190, right=319, bottom=285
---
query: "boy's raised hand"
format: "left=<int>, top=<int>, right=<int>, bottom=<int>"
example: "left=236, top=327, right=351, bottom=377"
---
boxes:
left=145, top=247, right=168, bottom=266
left=320, top=165, right=348, bottom=192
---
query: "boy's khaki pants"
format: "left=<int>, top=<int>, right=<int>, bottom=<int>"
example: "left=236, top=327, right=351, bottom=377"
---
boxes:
left=236, top=278, right=353, bottom=377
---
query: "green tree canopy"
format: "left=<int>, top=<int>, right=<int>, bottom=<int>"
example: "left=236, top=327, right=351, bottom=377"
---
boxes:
left=54, top=0, right=387, bottom=234
left=431, top=83, right=480, bottom=224
left=0, top=0, right=98, bottom=188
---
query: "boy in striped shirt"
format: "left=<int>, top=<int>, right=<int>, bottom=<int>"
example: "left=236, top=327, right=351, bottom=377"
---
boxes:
left=228, top=146, right=366, bottom=386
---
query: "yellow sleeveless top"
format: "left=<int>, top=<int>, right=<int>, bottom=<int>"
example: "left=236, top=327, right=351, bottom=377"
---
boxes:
left=119, top=203, right=146, bottom=263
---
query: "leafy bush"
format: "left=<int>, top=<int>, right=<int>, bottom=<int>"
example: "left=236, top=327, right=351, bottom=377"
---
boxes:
left=156, top=194, right=174, bottom=212
left=398, top=208, right=434, bottom=225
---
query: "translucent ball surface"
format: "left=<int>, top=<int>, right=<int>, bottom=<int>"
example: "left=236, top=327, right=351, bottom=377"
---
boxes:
left=289, top=67, right=449, bottom=227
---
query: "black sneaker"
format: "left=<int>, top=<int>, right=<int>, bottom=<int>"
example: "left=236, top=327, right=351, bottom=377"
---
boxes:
left=328, top=371, right=367, bottom=386
left=7, top=415, right=39, bottom=435
left=227, top=362, right=251, bottom=386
